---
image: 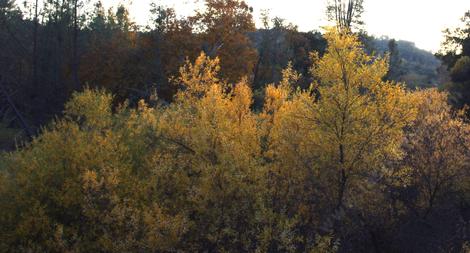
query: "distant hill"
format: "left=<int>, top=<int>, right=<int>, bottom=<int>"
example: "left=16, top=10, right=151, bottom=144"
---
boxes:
left=373, top=37, right=442, bottom=88
left=249, top=30, right=442, bottom=90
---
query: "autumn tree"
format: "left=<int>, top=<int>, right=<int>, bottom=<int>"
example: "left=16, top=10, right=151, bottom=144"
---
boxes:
left=402, top=89, right=470, bottom=218
left=380, top=89, right=470, bottom=251
left=145, top=2, right=201, bottom=101
left=255, top=28, right=416, bottom=250
left=260, top=30, right=417, bottom=249
left=160, top=53, right=263, bottom=250
left=258, top=64, right=327, bottom=251
left=192, top=0, right=258, bottom=83
left=310, top=28, right=415, bottom=210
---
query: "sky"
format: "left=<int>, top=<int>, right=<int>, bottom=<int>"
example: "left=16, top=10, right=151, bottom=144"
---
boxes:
left=103, top=0, right=470, bottom=52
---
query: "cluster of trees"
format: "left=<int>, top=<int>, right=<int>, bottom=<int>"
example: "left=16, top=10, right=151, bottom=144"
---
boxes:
left=2, top=0, right=470, bottom=251
left=0, top=0, right=443, bottom=149
left=0, top=0, right=260, bottom=130
left=1, top=28, right=470, bottom=252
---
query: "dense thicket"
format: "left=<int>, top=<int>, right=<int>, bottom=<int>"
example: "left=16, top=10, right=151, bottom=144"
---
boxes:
left=2, top=0, right=470, bottom=252
left=1, top=27, right=470, bottom=252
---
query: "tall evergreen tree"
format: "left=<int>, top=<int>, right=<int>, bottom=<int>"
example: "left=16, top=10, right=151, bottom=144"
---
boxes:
left=386, top=39, right=404, bottom=81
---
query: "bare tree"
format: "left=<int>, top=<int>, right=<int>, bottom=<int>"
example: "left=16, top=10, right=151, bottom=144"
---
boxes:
left=326, top=0, right=364, bottom=31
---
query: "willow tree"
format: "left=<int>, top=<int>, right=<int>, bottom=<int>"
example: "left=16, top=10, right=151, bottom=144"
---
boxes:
left=255, top=28, right=418, bottom=250
left=313, top=29, right=416, bottom=209
left=268, top=28, right=417, bottom=213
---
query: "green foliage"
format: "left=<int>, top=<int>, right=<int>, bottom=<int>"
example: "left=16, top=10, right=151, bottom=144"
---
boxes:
left=439, top=11, right=470, bottom=111
left=440, top=11, right=470, bottom=62
left=385, top=39, right=404, bottom=81
left=445, top=56, right=470, bottom=110
left=451, top=56, right=470, bottom=83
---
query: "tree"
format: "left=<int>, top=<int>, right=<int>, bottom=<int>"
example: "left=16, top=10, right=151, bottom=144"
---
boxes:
left=192, top=0, right=258, bottom=83
left=439, top=11, right=470, bottom=110
left=326, top=0, right=365, bottom=31
left=71, top=0, right=80, bottom=90
left=442, top=56, right=470, bottom=115
left=146, top=2, right=201, bottom=101
left=385, top=39, right=404, bottom=81
left=80, top=4, right=147, bottom=101
left=440, top=10, right=470, bottom=66
left=261, top=30, right=417, bottom=247
left=165, top=53, right=263, bottom=250
left=42, top=0, right=86, bottom=90
left=402, top=89, right=470, bottom=218
left=258, top=28, right=417, bottom=250
left=32, top=0, right=39, bottom=91
left=309, top=28, right=415, bottom=210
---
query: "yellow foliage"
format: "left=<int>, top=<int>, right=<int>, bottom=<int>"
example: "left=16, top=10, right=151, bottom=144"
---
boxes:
left=403, top=89, right=470, bottom=215
left=175, top=52, right=222, bottom=103
left=3, top=27, right=467, bottom=253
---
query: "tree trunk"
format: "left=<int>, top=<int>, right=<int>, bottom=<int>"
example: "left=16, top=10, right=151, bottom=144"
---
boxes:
left=72, top=0, right=80, bottom=90
left=32, top=0, right=39, bottom=93
left=336, top=144, right=348, bottom=210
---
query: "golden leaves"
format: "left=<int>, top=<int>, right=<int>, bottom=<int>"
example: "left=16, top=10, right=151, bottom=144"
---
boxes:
left=176, top=52, right=222, bottom=103
left=3, top=26, right=468, bottom=253
left=64, top=88, right=114, bottom=130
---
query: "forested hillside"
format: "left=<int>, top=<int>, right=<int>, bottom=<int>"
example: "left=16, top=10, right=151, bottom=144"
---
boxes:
left=373, top=38, right=442, bottom=88
left=1, top=0, right=470, bottom=252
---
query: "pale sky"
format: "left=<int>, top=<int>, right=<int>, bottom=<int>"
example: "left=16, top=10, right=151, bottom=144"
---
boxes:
left=105, top=0, right=470, bottom=52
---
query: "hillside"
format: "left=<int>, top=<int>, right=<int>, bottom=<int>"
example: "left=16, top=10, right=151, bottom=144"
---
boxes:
left=373, top=37, right=442, bottom=88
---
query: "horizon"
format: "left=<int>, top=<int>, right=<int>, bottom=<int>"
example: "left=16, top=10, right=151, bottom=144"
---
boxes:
left=98, top=0, right=470, bottom=53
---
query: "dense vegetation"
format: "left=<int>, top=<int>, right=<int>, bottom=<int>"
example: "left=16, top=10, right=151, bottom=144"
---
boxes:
left=1, top=0, right=440, bottom=143
left=1, top=0, right=470, bottom=252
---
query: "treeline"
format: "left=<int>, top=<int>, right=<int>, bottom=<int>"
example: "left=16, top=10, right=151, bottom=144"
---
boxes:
left=0, top=0, right=442, bottom=144
left=0, top=0, right=324, bottom=128
left=1, top=28, right=470, bottom=253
